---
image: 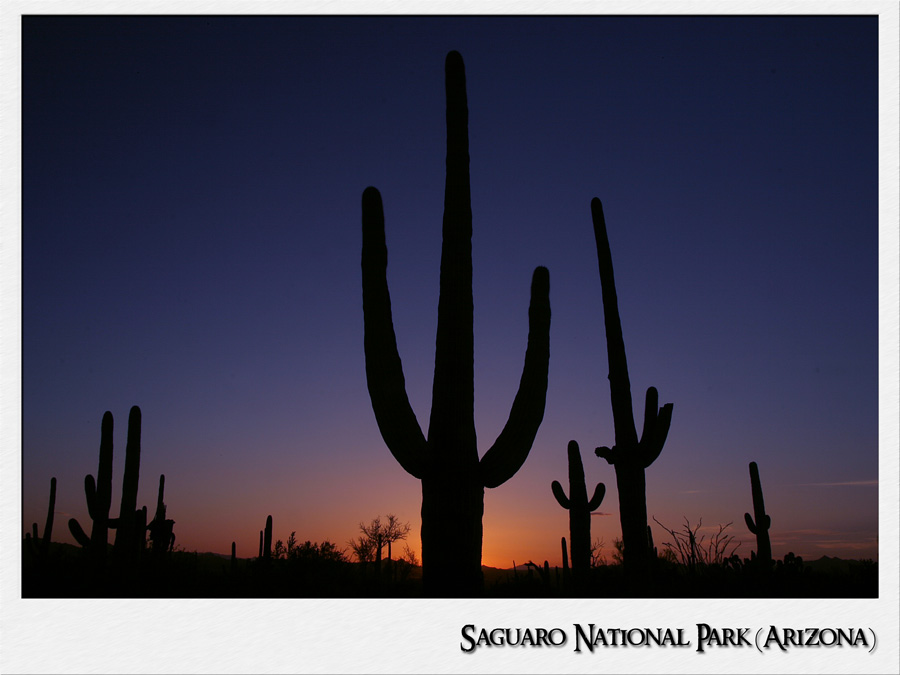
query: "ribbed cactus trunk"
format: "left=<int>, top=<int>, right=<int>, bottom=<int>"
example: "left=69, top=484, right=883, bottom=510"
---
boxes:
left=361, top=51, right=551, bottom=596
left=591, top=199, right=673, bottom=577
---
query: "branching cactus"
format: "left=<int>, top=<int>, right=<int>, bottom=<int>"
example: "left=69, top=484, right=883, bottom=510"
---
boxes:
left=361, top=51, right=551, bottom=596
left=68, top=411, right=117, bottom=565
left=590, top=199, right=673, bottom=575
left=552, top=440, right=605, bottom=578
left=744, top=461, right=772, bottom=566
left=69, top=406, right=147, bottom=567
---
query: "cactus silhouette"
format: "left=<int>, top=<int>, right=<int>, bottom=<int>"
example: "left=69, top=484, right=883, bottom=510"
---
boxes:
left=27, top=477, right=57, bottom=561
left=552, top=440, right=605, bottom=579
left=68, top=406, right=147, bottom=567
left=113, top=406, right=142, bottom=563
left=147, top=474, right=175, bottom=556
left=263, top=515, right=273, bottom=559
left=361, top=51, right=551, bottom=595
left=68, top=411, right=116, bottom=565
left=744, top=461, right=772, bottom=566
left=590, top=199, right=673, bottom=575
left=41, top=476, right=56, bottom=557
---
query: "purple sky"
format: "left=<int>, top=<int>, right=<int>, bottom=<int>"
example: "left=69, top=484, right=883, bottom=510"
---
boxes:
left=20, top=15, right=880, bottom=566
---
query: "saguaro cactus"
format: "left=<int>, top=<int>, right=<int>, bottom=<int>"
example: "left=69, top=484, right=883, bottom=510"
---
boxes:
left=147, top=474, right=175, bottom=556
left=114, top=406, right=142, bottom=561
left=263, top=515, right=273, bottom=559
left=361, top=51, right=551, bottom=595
left=41, top=476, right=56, bottom=557
left=590, top=199, right=673, bottom=575
left=69, top=406, right=147, bottom=567
left=68, top=411, right=116, bottom=564
left=744, top=461, right=772, bottom=566
left=552, top=440, right=605, bottom=578
left=27, top=477, right=57, bottom=561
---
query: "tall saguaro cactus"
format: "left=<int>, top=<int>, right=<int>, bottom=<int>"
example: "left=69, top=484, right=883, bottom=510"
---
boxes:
left=361, top=51, right=551, bottom=595
left=552, top=440, right=605, bottom=579
left=744, top=461, right=772, bottom=566
left=590, top=199, right=673, bottom=574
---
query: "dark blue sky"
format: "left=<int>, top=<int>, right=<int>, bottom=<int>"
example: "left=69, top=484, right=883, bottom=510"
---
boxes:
left=21, top=15, right=879, bottom=565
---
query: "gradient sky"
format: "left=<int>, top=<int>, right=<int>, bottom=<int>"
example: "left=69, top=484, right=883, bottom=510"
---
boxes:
left=20, top=15, right=880, bottom=568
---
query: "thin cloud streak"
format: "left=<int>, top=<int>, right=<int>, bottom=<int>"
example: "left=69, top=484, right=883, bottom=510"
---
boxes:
left=798, top=480, right=878, bottom=487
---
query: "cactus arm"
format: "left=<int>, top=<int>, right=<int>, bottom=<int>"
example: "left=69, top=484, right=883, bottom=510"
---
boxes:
left=68, top=518, right=91, bottom=548
left=480, top=267, right=551, bottom=488
left=639, top=386, right=661, bottom=446
left=591, top=197, right=638, bottom=450
left=744, top=512, right=758, bottom=534
left=595, top=445, right=621, bottom=465
left=361, top=186, right=427, bottom=479
left=551, top=480, right=570, bottom=509
left=587, top=483, right=606, bottom=511
left=84, top=474, right=97, bottom=521
left=637, top=388, right=674, bottom=468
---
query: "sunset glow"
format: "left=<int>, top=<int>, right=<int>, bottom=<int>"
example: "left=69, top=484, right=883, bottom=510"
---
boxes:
left=20, top=15, right=880, bottom=573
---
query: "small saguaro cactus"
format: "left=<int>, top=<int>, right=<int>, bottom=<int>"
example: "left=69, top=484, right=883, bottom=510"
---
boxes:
left=552, top=440, right=605, bottom=578
left=43, top=476, right=57, bottom=556
left=361, top=51, right=551, bottom=596
left=39, top=476, right=57, bottom=558
left=560, top=536, right=570, bottom=587
left=590, top=199, right=673, bottom=575
left=744, top=461, right=772, bottom=566
left=263, top=515, right=273, bottom=559
left=147, top=474, right=175, bottom=557
left=27, top=477, right=57, bottom=561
